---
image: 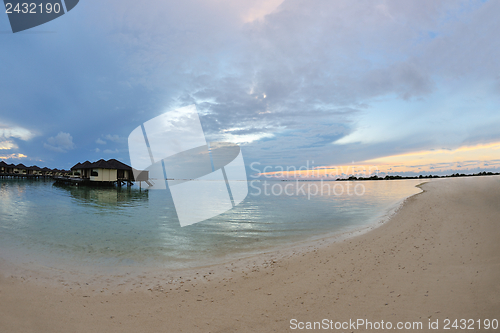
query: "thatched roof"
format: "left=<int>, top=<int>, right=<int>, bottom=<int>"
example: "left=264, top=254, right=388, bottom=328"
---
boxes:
left=0, top=161, right=21, bottom=168
left=71, top=162, right=82, bottom=170
left=81, top=161, right=92, bottom=168
left=71, top=159, right=132, bottom=171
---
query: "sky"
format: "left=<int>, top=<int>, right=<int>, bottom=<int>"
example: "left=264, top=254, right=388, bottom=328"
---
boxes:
left=1, top=0, right=499, bottom=178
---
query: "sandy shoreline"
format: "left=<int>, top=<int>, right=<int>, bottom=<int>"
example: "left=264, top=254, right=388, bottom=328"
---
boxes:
left=1, top=176, right=499, bottom=332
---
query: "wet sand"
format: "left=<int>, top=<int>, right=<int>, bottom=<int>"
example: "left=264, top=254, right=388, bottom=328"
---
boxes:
left=1, top=176, right=499, bottom=332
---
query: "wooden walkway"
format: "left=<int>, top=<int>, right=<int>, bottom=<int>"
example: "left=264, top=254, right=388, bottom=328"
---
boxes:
left=52, top=176, right=90, bottom=185
left=52, top=176, right=133, bottom=187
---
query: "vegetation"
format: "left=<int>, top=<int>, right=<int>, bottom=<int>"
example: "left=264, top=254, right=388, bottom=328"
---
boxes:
left=338, top=171, right=500, bottom=181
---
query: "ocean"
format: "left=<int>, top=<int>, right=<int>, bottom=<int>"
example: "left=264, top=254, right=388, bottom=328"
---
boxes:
left=0, top=178, right=422, bottom=275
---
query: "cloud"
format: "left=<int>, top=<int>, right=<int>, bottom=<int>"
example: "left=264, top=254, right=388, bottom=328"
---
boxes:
left=359, top=141, right=500, bottom=175
left=104, top=134, right=121, bottom=143
left=0, top=122, right=34, bottom=158
left=103, top=149, right=119, bottom=154
left=0, top=139, right=17, bottom=150
left=0, top=123, right=35, bottom=141
left=0, top=153, right=27, bottom=160
left=1, top=0, right=499, bottom=169
left=117, top=0, right=489, bottom=163
left=44, top=132, right=76, bottom=153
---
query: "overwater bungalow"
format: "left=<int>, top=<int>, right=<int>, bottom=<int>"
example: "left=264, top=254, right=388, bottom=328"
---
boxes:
left=14, top=163, right=28, bottom=175
left=8, top=163, right=15, bottom=174
left=42, top=167, right=52, bottom=176
left=1, top=159, right=132, bottom=183
left=65, top=159, right=134, bottom=186
left=27, top=165, right=43, bottom=176
left=0, top=161, right=52, bottom=178
left=0, top=161, right=8, bottom=174
left=68, top=161, right=92, bottom=178
left=52, top=169, right=66, bottom=176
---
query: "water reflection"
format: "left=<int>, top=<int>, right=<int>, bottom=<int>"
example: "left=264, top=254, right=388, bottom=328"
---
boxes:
left=53, top=183, right=149, bottom=208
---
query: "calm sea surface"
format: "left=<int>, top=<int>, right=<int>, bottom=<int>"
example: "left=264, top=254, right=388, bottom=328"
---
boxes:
left=0, top=178, right=422, bottom=273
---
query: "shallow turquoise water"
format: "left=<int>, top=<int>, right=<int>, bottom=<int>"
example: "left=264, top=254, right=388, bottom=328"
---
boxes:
left=0, top=178, right=422, bottom=271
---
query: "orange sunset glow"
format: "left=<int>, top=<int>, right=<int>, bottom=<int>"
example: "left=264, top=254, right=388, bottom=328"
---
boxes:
left=258, top=141, right=500, bottom=178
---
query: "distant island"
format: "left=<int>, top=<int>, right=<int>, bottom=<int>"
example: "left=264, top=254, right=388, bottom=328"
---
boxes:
left=336, top=171, right=500, bottom=181
left=270, top=171, right=500, bottom=181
